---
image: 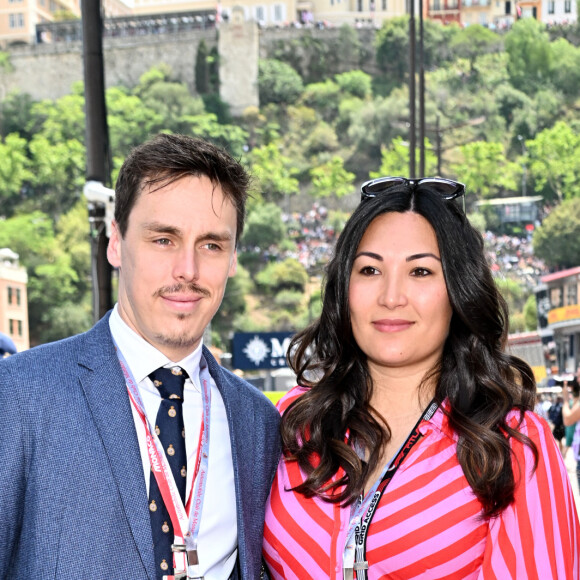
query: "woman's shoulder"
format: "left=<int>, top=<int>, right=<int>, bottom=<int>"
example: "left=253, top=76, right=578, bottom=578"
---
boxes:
left=276, top=385, right=310, bottom=414
left=505, top=407, right=553, bottom=443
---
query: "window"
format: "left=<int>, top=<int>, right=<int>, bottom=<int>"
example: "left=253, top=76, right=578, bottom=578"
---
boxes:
left=565, top=0, right=571, bottom=12
left=357, top=0, right=363, bottom=11
left=255, top=5, right=265, bottom=21
left=548, top=1, right=555, bottom=13
left=7, top=287, right=12, bottom=304
left=550, top=286, right=563, bottom=309
left=566, top=282, right=577, bottom=306
left=273, top=4, right=284, bottom=21
left=505, top=0, right=511, bottom=13
left=18, top=320, right=22, bottom=337
left=8, top=13, right=24, bottom=28
left=16, top=288, right=21, bottom=306
left=431, top=0, right=441, bottom=10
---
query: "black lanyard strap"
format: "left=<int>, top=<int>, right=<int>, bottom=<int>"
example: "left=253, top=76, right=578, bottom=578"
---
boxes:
left=352, top=400, right=439, bottom=580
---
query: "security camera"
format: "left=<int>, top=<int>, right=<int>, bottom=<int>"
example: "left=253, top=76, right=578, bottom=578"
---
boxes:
left=83, top=181, right=115, bottom=237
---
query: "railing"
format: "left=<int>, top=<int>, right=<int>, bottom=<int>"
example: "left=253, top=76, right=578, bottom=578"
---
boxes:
left=36, top=10, right=217, bottom=44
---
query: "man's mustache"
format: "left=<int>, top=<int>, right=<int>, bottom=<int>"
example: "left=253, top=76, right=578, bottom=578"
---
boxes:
left=154, top=283, right=211, bottom=298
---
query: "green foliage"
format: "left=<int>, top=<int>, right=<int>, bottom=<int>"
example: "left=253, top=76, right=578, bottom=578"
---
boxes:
left=0, top=51, right=13, bottom=73
left=274, top=289, right=304, bottom=311
left=195, top=40, right=211, bottom=95
left=523, top=294, right=538, bottom=331
left=495, top=276, right=525, bottom=312
left=212, top=263, right=253, bottom=334
left=449, top=141, right=520, bottom=199
left=374, top=17, right=409, bottom=84
left=450, top=24, right=501, bottom=73
left=505, top=19, right=552, bottom=93
left=249, top=142, right=300, bottom=201
left=300, top=80, right=340, bottom=122
left=0, top=133, right=33, bottom=216
left=526, top=121, right=580, bottom=203
left=242, top=203, right=286, bottom=249
left=550, top=38, right=580, bottom=98
left=1, top=92, right=35, bottom=139
left=371, top=137, right=438, bottom=179
left=258, top=59, right=304, bottom=106
left=309, top=157, right=355, bottom=198
left=255, top=258, right=309, bottom=293
left=335, top=70, right=373, bottom=99
left=533, top=198, right=580, bottom=269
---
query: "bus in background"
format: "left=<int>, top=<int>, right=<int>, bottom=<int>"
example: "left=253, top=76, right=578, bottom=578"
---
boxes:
left=507, top=331, right=550, bottom=383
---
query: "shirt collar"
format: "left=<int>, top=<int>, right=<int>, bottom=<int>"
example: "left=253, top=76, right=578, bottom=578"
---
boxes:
left=109, top=304, right=203, bottom=386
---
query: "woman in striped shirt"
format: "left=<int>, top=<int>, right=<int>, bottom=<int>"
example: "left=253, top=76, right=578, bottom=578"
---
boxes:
left=263, top=177, right=580, bottom=579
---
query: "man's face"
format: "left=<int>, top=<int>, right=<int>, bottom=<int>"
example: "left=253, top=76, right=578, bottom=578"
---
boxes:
left=108, top=175, right=238, bottom=361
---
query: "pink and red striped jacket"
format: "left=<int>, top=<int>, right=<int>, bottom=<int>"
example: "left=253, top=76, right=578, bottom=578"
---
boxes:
left=263, top=387, right=580, bottom=579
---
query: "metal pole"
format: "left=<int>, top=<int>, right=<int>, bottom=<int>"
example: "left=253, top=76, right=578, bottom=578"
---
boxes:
left=418, top=0, right=425, bottom=177
left=409, top=0, right=416, bottom=178
left=81, top=0, right=113, bottom=322
left=436, top=114, right=442, bottom=176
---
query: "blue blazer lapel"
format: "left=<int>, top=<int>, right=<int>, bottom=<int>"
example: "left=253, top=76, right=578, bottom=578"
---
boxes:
left=78, top=314, right=157, bottom=579
left=203, top=347, right=257, bottom=577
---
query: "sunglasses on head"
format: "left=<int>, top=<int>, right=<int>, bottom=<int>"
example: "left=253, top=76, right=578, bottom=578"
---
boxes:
left=361, top=177, right=466, bottom=212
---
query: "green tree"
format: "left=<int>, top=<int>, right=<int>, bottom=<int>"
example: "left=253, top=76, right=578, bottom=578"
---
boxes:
left=0, top=211, right=82, bottom=344
left=249, top=142, right=300, bottom=202
left=0, top=133, right=33, bottom=217
left=527, top=121, right=580, bottom=203
left=212, top=263, right=253, bottom=335
left=371, top=136, right=438, bottom=179
left=309, top=156, right=355, bottom=199
left=242, top=202, right=286, bottom=249
left=449, top=141, right=520, bottom=200
left=28, top=135, right=86, bottom=219
left=523, top=294, right=538, bottom=331
left=300, top=80, right=340, bottom=123
left=335, top=70, right=373, bottom=100
left=450, top=24, right=501, bottom=75
left=550, top=38, right=580, bottom=98
left=195, top=40, right=211, bottom=95
left=255, top=258, right=309, bottom=293
left=504, top=19, right=552, bottom=93
left=533, top=198, right=580, bottom=269
left=258, top=59, right=304, bottom=106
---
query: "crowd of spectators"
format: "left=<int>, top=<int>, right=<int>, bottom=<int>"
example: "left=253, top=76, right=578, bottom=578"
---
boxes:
left=483, top=231, right=547, bottom=290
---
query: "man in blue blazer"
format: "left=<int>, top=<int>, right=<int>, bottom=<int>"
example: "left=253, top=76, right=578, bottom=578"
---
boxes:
left=0, top=134, right=281, bottom=579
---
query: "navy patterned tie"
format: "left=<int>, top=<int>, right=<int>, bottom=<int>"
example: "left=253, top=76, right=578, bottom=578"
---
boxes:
left=148, top=366, right=188, bottom=579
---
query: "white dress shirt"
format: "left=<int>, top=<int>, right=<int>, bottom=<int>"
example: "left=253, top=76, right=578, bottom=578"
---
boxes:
left=109, top=305, right=238, bottom=578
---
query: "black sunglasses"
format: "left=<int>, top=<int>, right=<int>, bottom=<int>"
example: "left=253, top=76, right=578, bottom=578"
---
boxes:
left=361, top=176, right=466, bottom=212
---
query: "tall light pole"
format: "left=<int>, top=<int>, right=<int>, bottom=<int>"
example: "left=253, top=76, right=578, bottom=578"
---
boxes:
left=81, top=0, right=113, bottom=322
left=418, top=0, right=425, bottom=177
left=409, top=0, right=416, bottom=177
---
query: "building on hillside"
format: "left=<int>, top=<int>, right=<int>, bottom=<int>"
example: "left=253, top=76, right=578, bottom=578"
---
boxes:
left=0, top=0, right=80, bottom=47
left=459, top=0, right=518, bottom=28
left=541, top=0, right=576, bottom=24
left=0, top=248, right=29, bottom=353
left=428, top=0, right=461, bottom=24
left=536, top=266, right=580, bottom=374
left=129, top=0, right=409, bottom=26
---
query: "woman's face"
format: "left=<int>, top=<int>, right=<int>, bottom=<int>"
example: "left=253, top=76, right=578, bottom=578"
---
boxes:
left=348, top=211, right=453, bottom=377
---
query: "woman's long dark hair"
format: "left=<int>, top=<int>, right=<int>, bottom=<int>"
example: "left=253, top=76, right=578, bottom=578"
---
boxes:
left=281, top=186, right=537, bottom=518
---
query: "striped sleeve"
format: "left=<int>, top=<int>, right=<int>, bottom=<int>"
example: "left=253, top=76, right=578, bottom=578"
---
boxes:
left=479, top=411, right=580, bottom=579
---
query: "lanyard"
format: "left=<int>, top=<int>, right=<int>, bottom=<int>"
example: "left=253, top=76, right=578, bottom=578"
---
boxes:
left=115, top=346, right=212, bottom=579
left=343, top=400, right=439, bottom=580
